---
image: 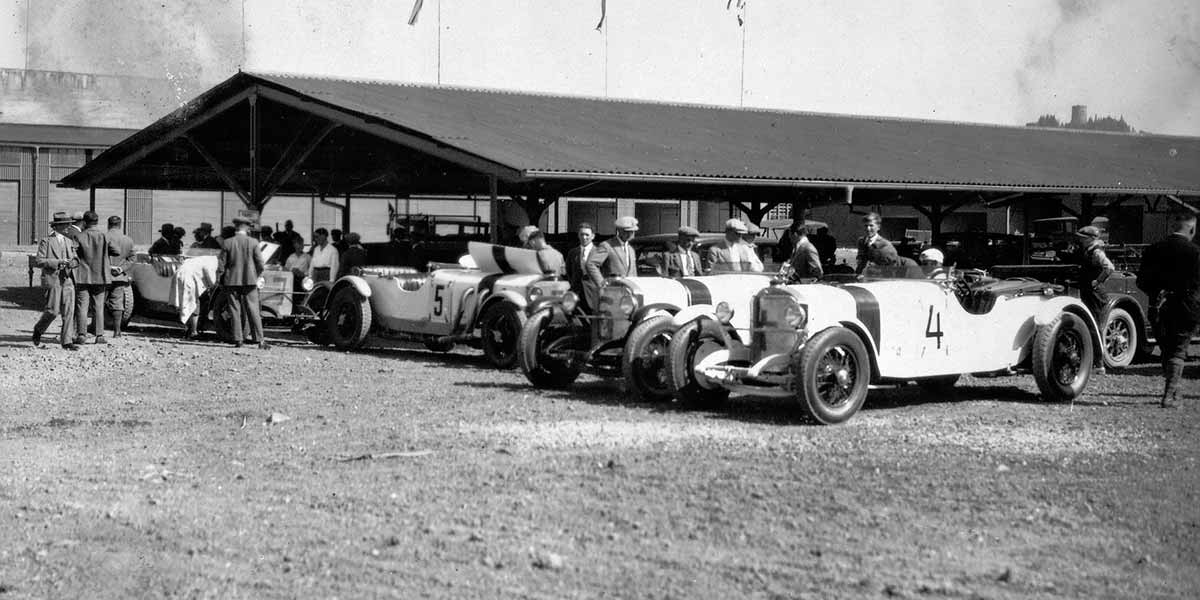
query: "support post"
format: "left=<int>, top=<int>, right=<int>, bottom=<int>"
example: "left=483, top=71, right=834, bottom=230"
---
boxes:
left=489, top=175, right=499, bottom=243
left=249, top=93, right=259, bottom=211
left=88, top=187, right=96, bottom=212
left=342, top=192, right=351, bottom=234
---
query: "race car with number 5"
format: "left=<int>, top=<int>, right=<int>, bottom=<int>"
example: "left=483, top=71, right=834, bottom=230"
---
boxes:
left=667, top=267, right=1103, bottom=424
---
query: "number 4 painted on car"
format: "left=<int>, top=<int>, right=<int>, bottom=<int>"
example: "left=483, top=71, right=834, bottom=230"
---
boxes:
left=925, top=305, right=944, bottom=349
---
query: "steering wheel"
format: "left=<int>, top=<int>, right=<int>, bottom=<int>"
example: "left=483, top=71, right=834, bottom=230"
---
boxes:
left=957, top=268, right=988, bottom=283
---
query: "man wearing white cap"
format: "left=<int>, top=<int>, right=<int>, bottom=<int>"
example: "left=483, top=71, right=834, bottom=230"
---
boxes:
left=708, top=218, right=764, bottom=274
left=586, top=216, right=639, bottom=285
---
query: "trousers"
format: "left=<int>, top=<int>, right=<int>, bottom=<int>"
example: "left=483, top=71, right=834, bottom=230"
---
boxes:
left=34, top=278, right=76, bottom=345
left=75, top=283, right=107, bottom=341
left=1159, top=305, right=1198, bottom=396
left=225, top=285, right=263, bottom=344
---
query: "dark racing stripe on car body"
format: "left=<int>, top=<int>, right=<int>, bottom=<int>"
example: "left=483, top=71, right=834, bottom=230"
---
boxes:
left=678, top=278, right=712, bottom=305
left=490, top=245, right=514, bottom=273
left=478, top=273, right=505, bottom=293
left=843, top=285, right=881, bottom=349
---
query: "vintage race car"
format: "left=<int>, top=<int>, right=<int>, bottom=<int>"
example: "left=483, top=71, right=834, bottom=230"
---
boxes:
left=316, top=242, right=568, bottom=368
left=517, top=272, right=774, bottom=400
left=667, top=267, right=1103, bottom=424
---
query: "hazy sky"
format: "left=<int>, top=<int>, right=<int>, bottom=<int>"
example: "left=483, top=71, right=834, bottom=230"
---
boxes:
left=2, top=0, right=1198, bottom=136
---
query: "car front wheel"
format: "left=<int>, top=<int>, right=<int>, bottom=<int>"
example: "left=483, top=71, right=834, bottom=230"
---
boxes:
left=480, top=301, right=526, bottom=369
left=1101, top=307, right=1137, bottom=369
left=665, top=319, right=730, bottom=408
left=326, top=287, right=372, bottom=349
left=1032, top=312, right=1093, bottom=401
left=623, top=315, right=676, bottom=402
left=792, top=327, right=871, bottom=425
left=518, top=307, right=582, bottom=389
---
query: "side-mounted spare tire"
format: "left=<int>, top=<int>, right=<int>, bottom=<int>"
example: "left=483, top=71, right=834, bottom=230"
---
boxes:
left=518, top=307, right=582, bottom=389
left=326, top=286, right=372, bottom=350
left=1032, top=311, right=1093, bottom=401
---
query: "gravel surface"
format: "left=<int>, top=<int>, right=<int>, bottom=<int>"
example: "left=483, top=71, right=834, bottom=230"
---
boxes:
left=0, top=247, right=1197, bottom=599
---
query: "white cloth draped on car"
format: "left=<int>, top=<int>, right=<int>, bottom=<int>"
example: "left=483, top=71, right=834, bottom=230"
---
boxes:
left=168, top=255, right=218, bottom=324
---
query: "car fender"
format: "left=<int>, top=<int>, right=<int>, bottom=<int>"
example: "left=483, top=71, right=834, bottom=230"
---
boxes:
left=672, top=304, right=716, bottom=328
left=331, top=275, right=372, bottom=300
left=478, top=289, right=527, bottom=320
left=1033, top=296, right=1104, bottom=366
left=632, top=302, right=680, bottom=324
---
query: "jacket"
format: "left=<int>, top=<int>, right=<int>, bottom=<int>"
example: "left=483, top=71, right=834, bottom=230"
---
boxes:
left=218, top=232, right=265, bottom=286
left=1138, top=233, right=1200, bottom=322
left=72, top=226, right=113, bottom=285
left=106, top=229, right=135, bottom=283
left=586, top=240, right=637, bottom=284
left=855, top=235, right=899, bottom=273
left=707, top=240, right=763, bottom=273
left=566, top=245, right=597, bottom=311
left=785, top=235, right=823, bottom=280
left=35, top=231, right=76, bottom=288
left=664, top=249, right=703, bottom=278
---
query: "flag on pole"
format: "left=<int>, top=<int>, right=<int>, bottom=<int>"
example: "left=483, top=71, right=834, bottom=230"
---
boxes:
left=408, top=0, right=425, bottom=26
left=595, top=0, right=606, bottom=31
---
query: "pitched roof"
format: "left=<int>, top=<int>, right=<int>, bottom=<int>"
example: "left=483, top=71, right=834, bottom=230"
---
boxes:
left=0, top=123, right=138, bottom=147
left=62, top=71, right=1200, bottom=197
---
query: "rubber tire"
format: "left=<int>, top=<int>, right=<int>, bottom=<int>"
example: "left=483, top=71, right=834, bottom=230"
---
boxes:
left=480, top=301, right=526, bottom=369
left=793, top=327, right=872, bottom=425
left=622, top=315, right=676, bottom=402
left=518, top=307, right=582, bottom=389
left=666, top=319, right=730, bottom=408
left=916, top=374, right=960, bottom=396
left=424, top=338, right=455, bottom=353
left=1100, top=307, right=1137, bottom=369
left=326, top=286, right=372, bottom=350
left=1032, top=312, right=1094, bottom=402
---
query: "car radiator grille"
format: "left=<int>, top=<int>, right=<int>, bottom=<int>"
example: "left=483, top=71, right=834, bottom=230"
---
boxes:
left=752, top=295, right=799, bottom=359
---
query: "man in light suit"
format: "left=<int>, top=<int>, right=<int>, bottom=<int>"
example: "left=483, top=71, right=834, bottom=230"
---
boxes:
left=664, top=226, right=703, bottom=278
left=73, top=211, right=114, bottom=345
left=218, top=216, right=267, bottom=349
left=707, top=218, right=764, bottom=273
left=586, top=216, right=639, bottom=289
left=855, top=212, right=900, bottom=274
left=565, top=222, right=597, bottom=312
left=32, top=212, right=79, bottom=350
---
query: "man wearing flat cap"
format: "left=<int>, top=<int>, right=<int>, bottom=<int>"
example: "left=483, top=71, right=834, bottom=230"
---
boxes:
left=708, top=218, right=764, bottom=274
left=218, top=216, right=267, bottom=349
left=1069, top=225, right=1114, bottom=318
left=586, top=216, right=639, bottom=287
left=665, top=226, right=703, bottom=278
left=149, top=223, right=180, bottom=255
left=73, top=211, right=114, bottom=345
left=191, top=222, right=221, bottom=249
left=32, top=211, right=79, bottom=350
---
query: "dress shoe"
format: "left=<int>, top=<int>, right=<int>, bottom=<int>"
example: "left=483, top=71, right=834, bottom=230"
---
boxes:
left=94, top=337, right=108, bottom=345
left=1161, top=391, right=1179, bottom=409
left=62, top=344, right=80, bottom=351
left=73, top=337, right=86, bottom=346
left=32, top=333, right=42, bottom=348
left=234, top=341, right=244, bottom=348
left=258, top=342, right=271, bottom=350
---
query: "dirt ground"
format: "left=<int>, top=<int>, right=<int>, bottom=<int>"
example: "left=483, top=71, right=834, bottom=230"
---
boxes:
left=1, top=247, right=1198, bottom=599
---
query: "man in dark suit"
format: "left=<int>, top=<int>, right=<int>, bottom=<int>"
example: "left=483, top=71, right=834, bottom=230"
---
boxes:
left=565, top=222, right=597, bottom=313
left=149, top=223, right=178, bottom=255
left=1137, top=213, right=1200, bottom=408
left=218, top=216, right=268, bottom=349
left=105, top=216, right=136, bottom=338
left=664, top=226, right=703, bottom=278
left=855, top=212, right=900, bottom=274
left=73, top=211, right=114, bottom=344
left=587, top=216, right=639, bottom=292
left=338, top=232, right=369, bottom=278
left=32, top=212, right=79, bottom=350
left=782, top=220, right=823, bottom=282
left=66, top=211, right=84, bottom=241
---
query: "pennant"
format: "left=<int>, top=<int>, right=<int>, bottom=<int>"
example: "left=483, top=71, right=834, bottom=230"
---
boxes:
left=408, top=0, right=424, bottom=26
left=595, top=0, right=606, bottom=31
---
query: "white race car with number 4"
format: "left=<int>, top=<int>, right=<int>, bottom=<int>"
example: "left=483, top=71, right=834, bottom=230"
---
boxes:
left=319, top=242, right=568, bottom=368
left=667, top=269, right=1103, bottom=424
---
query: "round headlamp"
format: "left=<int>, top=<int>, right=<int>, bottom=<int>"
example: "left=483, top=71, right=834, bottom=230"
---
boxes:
left=256, top=276, right=265, bottom=289
left=301, top=276, right=314, bottom=291
left=561, top=291, right=579, bottom=313
left=618, top=294, right=637, bottom=317
left=715, top=301, right=734, bottom=324
left=528, top=286, right=543, bottom=301
left=784, top=303, right=808, bottom=329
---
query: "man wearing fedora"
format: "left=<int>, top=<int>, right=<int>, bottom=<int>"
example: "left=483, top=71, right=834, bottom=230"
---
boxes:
left=66, top=211, right=84, bottom=241
left=190, top=222, right=221, bottom=249
left=105, top=216, right=135, bottom=338
left=73, top=211, right=114, bottom=345
left=1070, top=225, right=1114, bottom=318
left=587, top=216, right=640, bottom=287
left=218, top=216, right=268, bottom=349
left=708, top=218, right=764, bottom=273
left=149, top=223, right=179, bottom=255
left=32, top=211, right=79, bottom=350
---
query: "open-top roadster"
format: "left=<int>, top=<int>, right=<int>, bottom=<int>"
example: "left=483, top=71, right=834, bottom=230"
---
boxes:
left=667, top=267, right=1103, bottom=424
left=317, top=242, right=568, bottom=368
left=517, top=273, right=773, bottom=400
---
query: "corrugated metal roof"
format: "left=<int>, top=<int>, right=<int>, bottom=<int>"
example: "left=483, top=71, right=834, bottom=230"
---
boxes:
left=250, top=72, right=1200, bottom=195
left=60, top=71, right=1200, bottom=196
left=0, top=122, right=139, bottom=147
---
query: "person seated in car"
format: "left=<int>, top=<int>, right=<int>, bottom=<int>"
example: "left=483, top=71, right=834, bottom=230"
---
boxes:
left=338, top=232, right=368, bottom=278
left=527, top=228, right=565, bottom=275
left=918, top=247, right=950, bottom=279
left=855, top=212, right=900, bottom=274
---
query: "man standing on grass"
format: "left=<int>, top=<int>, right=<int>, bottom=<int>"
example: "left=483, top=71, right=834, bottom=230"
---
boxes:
left=32, top=212, right=79, bottom=350
left=105, top=216, right=135, bottom=338
left=1137, top=213, right=1200, bottom=408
